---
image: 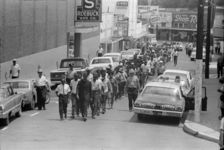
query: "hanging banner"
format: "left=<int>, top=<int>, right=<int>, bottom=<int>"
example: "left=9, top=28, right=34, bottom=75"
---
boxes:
left=75, top=0, right=102, bottom=22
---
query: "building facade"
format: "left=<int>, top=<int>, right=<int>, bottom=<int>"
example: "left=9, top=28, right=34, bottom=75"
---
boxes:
left=0, top=0, right=100, bottom=63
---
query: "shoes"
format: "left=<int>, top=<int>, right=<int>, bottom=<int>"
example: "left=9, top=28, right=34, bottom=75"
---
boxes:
left=71, top=116, right=75, bottom=119
left=60, top=118, right=64, bottom=121
left=92, top=116, right=96, bottom=119
left=219, top=116, right=223, bottom=120
left=64, top=114, right=67, bottom=119
left=83, top=118, right=87, bottom=122
left=96, top=113, right=100, bottom=116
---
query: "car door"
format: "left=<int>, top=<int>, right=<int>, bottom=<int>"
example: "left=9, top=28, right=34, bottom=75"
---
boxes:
left=185, top=87, right=207, bottom=111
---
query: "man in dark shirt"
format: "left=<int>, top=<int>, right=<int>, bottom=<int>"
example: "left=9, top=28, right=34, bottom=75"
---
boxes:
left=77, top=72, right=92, bottom=121
left=217, top=53, right=224, bottom=78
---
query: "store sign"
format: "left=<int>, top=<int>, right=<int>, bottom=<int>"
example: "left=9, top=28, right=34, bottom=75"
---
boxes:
left=75, top=0, right=102, bottom=22
left=173, top=14, right=197, bottom=24
left=113, top=15, right=128, bottom=37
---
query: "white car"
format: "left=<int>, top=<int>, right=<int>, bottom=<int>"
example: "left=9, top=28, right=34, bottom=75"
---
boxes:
left=121, top=50, right=136, bottom=60
left=103, top=53, right=121, bottom=64
left=190, top=47, right=206, bottom=61
left=89, top=57, right=117, bottom=70
left=163, top=69, right=194, bottom=88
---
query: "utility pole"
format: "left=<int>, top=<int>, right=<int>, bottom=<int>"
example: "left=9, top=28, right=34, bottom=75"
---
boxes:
left=195, top=0, right=204, bottom=122
left=205, top=0, right=211, bottom=79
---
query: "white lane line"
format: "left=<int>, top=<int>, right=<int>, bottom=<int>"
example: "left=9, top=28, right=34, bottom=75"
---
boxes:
left=1, top=127, right=8, bottom=131
left=30, top=112, right=40, bottom=117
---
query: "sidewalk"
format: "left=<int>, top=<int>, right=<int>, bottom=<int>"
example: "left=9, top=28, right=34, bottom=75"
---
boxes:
left=166, top=50, right=221, bottom=144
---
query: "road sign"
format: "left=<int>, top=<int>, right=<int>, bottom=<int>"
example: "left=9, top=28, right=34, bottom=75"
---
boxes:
left=75, top=0, right=102, bottom=22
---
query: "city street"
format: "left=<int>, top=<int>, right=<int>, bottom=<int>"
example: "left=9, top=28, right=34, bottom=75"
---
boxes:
left=0, top=93, right=218, bottom=150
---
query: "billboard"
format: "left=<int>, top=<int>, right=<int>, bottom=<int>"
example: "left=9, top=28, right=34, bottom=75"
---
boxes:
left=75, top=0, right=102, bottom=22
left=172, top=13, right=197, bottom=29
left=113, top=15, right=129, bottom=37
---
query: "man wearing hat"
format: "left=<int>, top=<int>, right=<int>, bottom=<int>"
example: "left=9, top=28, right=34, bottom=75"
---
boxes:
left=9, top=59, right=21, bottom=79
left=35, top=69, right=49, bottom=110
left=125, top=69, right=140, bottom=111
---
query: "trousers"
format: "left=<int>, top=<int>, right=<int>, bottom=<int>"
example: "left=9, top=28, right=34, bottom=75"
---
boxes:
left=59, top=95, right=68, bottom=119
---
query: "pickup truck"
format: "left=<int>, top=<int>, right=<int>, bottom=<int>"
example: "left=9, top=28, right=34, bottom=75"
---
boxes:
left=50, top=57, right=88, bottom=88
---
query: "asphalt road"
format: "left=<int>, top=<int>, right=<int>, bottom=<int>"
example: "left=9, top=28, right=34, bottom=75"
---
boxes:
left=0, top=94, right=218, bottom=150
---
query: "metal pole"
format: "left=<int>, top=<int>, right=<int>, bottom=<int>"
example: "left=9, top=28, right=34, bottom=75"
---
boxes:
left=195, top=0, right=204, bottom=122
left=205, top=0, right=211, bottom=79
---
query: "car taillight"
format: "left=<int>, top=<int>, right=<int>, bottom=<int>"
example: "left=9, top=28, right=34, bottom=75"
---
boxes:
left=175, top=106, right=183, bottom=112
left=0, top=106, right=3, bottom=113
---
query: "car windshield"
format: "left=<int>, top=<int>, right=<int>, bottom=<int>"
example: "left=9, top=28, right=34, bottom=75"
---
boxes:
left=61, top=60, right=84, bottom=68
left=92, top=58, right=111, bottom=64
left=121, top=51, right=135, bottom=55
left=142, top=86, right=180, bottom=98
left=164, top=72, right=188, bottom=79
left=104, top=55, right=119, bottom=62
left=6, top=81, right=29, bottom=89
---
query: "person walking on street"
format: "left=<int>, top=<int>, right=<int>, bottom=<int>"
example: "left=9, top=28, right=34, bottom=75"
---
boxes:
left=100, top=70, right=112, bottom=114
left=217, top=53, right=224, bottom=78
left=97, top=46, right=104, bottom=57
left=70, top=73, right=80, bottom=119
left=108, top=72, right=117, bottom=109
left=77, top=72, right=92, bottom=121
left=125, top=69, right=140, bottom=111
left=218, top=84, right=224, bottom=120
left=173, top=50, right=178, bottom=66
left=66, top=64, right=74, bottom=85
left=90, top=73, right=101, bottom=119
left=9, top=59, right=21, bottom=79
left=35, top=69, right=49, bottom=110
left=55, top=77, right=71, bottom=120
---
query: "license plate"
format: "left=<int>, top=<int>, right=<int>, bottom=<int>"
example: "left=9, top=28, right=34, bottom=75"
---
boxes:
left=153, top=111, right=162, bottom=115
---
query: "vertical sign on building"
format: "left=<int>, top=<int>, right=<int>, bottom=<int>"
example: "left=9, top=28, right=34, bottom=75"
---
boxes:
left=75, top=0, right=102, bottom=22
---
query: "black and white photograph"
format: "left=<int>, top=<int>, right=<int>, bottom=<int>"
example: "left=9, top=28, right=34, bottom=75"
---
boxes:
left=0, top=0, right=224, bottom=149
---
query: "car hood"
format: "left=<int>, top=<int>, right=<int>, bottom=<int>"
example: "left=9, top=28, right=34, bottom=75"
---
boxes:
left=136, top=94, right=183, bottom=106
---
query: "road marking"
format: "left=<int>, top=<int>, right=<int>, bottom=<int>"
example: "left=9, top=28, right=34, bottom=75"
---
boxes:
left=1, top=127, right=8, bottom=131
left=30, top=112, right=40, bottom=117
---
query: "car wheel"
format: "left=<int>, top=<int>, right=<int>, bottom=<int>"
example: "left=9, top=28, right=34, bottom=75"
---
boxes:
left=3, top=115, right=10, bottom=126
left=137, top=114, right=144, bottom=120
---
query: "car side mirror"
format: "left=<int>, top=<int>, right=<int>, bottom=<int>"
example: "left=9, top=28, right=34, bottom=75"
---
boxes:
left=56, top=61, right=59, bottom=69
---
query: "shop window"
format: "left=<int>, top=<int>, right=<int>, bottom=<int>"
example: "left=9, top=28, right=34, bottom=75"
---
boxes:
left=161, top=23, right=166, bottom=27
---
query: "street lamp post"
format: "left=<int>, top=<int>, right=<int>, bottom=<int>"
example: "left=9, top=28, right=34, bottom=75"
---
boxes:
left=195, top=0, right=205, bottom=122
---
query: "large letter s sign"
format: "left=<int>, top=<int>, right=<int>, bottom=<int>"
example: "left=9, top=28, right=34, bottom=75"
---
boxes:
left=84, top=0, right=95, bottom=9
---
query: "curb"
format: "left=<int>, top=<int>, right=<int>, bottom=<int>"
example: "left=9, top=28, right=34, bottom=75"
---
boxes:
left=183, top=120, right=219, bottom=144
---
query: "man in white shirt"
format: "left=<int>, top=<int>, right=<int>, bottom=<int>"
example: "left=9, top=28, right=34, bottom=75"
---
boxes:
left=10, top=59, right=21, bottom=79
left=97, top=46, right=104, bottom=57
left=55, top=77, right=71, bottom=120
left=35, top=69, right=49, bottom=110
left=70, top=73, right=80, bottom=119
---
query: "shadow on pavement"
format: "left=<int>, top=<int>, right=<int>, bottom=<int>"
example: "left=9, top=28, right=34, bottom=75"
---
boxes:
left=129, top=113, right=185, bottom=127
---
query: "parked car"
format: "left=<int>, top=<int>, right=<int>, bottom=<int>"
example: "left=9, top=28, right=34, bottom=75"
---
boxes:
left=156, top=75, right=191, bottom=96
left=89, top=57, right=117, bottom=71
left=0, top=84, right=23, bottom=125
left=50, top=57, right=88, bottom=87
left=121, top=50, right=136, bottom=60
left=4, top=79, right=38, bottom=110
left=163, top=69, right=194, bottom=88
left=103, top=53, right=121, bottom=63
left=190, top=47, right=206, bottom=61
left=133, top=82, right=186, bottom=121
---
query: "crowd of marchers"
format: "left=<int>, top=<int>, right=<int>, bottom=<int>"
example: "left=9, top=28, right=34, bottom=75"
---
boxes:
left=6, top=42, right=183, bottom=122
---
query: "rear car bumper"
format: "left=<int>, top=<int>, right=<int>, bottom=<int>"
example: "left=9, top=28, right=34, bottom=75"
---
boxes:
left=133, top=107, right=183, bottom=118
